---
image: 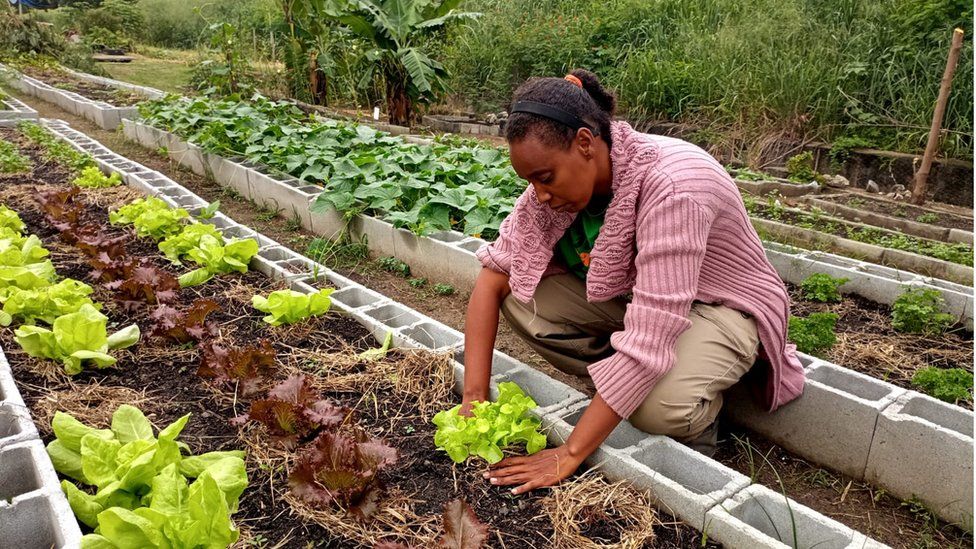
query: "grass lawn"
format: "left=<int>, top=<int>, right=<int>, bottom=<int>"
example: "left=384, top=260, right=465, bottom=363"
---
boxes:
left=101, top=48, right=196, bottom=94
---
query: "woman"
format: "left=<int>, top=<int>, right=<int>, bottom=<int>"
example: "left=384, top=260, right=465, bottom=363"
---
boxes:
left=461, top=69, right=805, bottom=495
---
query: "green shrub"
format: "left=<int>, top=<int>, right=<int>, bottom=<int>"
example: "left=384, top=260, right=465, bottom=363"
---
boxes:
left=377, top=256, right=410, bottom=278
left=433, top=283, right=456, bottom=296
left=800, top=273, right=849, bottom=303
left=786, top=152, right=820, bottom=183
left=912, top=367, right=973, bottom=404
left=788, top=312, right=838, bottom=355
left=0, top=140, right=30, bottom=174
left=892, top=288, right=955, bottom=334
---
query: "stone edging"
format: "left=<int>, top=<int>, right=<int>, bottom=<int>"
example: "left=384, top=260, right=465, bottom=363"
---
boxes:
left=799, top=194, right=974, bottom=246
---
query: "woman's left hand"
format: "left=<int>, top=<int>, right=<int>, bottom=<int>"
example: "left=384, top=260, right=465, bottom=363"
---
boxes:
left=484, top=446, right=583, bottom=494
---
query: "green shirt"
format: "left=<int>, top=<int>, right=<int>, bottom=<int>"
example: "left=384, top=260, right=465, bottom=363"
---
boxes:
left=555, top=195, right=610, bottom=280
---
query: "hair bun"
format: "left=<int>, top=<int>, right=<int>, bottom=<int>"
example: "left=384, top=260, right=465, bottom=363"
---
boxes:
left=569, top=69, right=616, bottom=116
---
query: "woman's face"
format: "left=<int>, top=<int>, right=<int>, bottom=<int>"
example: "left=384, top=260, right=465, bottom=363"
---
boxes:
left=508, top=131, right=599, bottom=214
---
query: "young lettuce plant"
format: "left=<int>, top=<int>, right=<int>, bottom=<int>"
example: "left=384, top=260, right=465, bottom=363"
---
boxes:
left=178, top=235, right=259, bottom=287
left=288, top=430, right=397, bottom=520
left=72, top=166, right=123, bottom=188
left=0, top=278, right=97, bottom=326
left=158, top=222, right=225, bottom=265
left=251, top=288, right=334, bottom=326
left=234, top=375, right=347, bottom=449
left=0, top=204, right=25, bottom=234
left=432, top=382, right=546, bottom=464
left=109, top=197, right=190, bottom=240
left=197, top=339, right=277, bottom=395
left=14, top=303, right=140, bottom=374
left=150, top=299, right=220, bottom=343
left=104, top=261, right=180, bottom=312
left=46, top=405, right=248, bottom=547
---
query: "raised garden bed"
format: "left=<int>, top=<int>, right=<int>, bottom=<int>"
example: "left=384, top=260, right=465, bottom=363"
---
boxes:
left=0, top=125, right=712, bottom=547
left=745, top=195, right=973, bottom=285
left=728, top=167, right=821, bottom=198
left=0, top=94, right=39, bottom=126
left=20, top=111, right=974, bottom=544
left=801, top=193, right=974, bottom=245
left=0, top=63, right=162, bottom=130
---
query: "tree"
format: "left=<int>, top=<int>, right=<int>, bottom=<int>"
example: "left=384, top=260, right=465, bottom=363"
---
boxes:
left=282, top=0, right=479, bottom=124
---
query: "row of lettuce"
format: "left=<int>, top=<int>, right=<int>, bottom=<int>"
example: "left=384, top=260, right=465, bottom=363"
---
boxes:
left=5, top=125, right=550, bottom=544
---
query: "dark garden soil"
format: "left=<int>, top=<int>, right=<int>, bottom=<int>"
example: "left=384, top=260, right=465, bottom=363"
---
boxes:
left=6, top=92, right=973, bottom=548
left=820, top=193, right=973, bottom=231
left=0, top=131, right=713, bottom=547
left=18, top=65, right=147, bottom=106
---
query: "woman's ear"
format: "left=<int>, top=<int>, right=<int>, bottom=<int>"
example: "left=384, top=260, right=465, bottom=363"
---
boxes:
left=575, top=128, right=596, bottom=160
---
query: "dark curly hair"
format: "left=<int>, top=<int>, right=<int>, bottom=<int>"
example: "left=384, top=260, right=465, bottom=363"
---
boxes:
left=505, top=68, right=617, bottom=149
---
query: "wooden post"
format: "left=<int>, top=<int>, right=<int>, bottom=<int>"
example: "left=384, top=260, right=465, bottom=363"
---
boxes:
left=911, top=28, right=965, bottom=205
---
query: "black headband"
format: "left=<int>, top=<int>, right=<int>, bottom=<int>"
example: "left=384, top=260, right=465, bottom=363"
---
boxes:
left=510, top=101, right=597, bottom=134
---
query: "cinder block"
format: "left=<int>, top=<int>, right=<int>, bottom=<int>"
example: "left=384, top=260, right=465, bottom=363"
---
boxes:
left=307, top=202, right=346, bottom=240
left=391, top=225, right=481, bottom=288
left=400, top=321, right=463, bottom=352
left=0, top=365, right=25, bottom=408
left=0, top=440, right=61, bottom=504
left=0, top=403, right=38, bottom=450
left=331, top=285, right=387, bottom=310
left=490, top=364, right=585, bottom=410
left=0, top=490, right=83, bottom=549
left=353, top=215, right=396, bottom=258
left=455, top=238, right=485, bottom=254
left=246, top=170, right=313, bottom=222
left=362, top=302, right=422, bottom=329
left=725, top=362, right=904, bottom=479
left=865, top=392, right=973, bottom=530
left=168, top=139, right=206, bottom=177
left=704, top=484, right=888, bottom=549
left=452, top=348, right=523, bottom=379
left=627, top=437, right=751, bottom=530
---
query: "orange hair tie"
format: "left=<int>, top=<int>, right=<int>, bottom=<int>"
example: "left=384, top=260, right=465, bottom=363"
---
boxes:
left=564, top=74, right=583, bottom=88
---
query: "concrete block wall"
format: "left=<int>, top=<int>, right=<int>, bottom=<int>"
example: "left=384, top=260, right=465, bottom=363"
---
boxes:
left=0, top=335, right=83, bottom=546
left=36, top=119, right=906, bottom=547
left=0, top=97, right=39, bottom=126
left=865, top=392, right=974, bottom=530
left=61, top=67, right=165, bottom=100
left=0, top=65, right=138, bottom=130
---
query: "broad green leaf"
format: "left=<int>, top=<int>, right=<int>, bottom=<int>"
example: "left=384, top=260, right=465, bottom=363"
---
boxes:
left=178, top=451, right=246, bottom=478
left=148, top=463, right=188, bottom=516
left=158, top=414, right=191, bottom=442
left=62, top=480, right=104, bottom=529
left=96, top=507, right=166, bottom=548
left=48, top=439, right=85, bottom=483
left=111, top=405, right=154, bottom=444
left=81, top=434, right=122, bottom=489
left=80, top=534, right=118, bottom=549
left=107, top=324, right=141, bottom=350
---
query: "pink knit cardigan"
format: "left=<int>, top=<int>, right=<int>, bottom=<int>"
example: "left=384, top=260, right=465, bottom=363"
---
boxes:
left=477, top=121, right=805, bottom=418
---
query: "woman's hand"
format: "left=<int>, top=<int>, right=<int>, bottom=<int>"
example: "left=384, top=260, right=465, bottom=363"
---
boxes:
left=484, top=394, right=624, bottom=494
left=484, top=446, right=583, bottom=494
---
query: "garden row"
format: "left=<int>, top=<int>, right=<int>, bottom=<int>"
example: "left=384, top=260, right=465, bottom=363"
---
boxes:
left=42, top=117, right=974, bottom=540
left=0, top=122, right=691, bottom=547
left=0, top=118, right=906, bottom=548
left=0, top=62, right=163, bottom=130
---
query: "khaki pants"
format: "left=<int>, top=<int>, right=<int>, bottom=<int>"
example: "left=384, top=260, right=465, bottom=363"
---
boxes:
left=501, top=274, right=759, bottom=441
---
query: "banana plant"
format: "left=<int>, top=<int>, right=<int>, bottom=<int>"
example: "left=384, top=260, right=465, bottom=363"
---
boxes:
left=284, top=0, right=479, bottom=125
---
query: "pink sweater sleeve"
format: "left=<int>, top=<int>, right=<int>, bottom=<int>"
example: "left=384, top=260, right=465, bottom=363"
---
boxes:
left=587, top=192, right=713, bottom=419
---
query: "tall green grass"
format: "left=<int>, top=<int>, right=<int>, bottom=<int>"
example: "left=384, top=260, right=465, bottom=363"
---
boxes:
left=439, top=0, right=974, bottom=158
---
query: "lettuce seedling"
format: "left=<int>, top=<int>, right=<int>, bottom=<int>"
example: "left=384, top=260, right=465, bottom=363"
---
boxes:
left=197, top=339, right=277, bottom=395
left=0, top=204, right=25, bottom=234
left=288, top=430, right=397, bottom=520
left=150, top=299, right=220, bottom=343
left=0, top=259, right=57, bottom=291
left=72, top=166, right=122, bottom=188
left=158, top=222, right=224, bottom=265
left=46, top=405, right=248, bottom=546
left=432, top=382, right=547, bottom=464
left=109, top=197, right=190, bottom=240
left=251, top=288, right=334, bottom=326
left=234, top=375, right=347, bottom=449
left=0, top=233, right=50, bottom=266
left=104, top=261, right=179, bottom=311
left=14, top=303, right=140, bottom=374
left=0, top=278, right=97, bottom=326
left=178, top=235, right=259, bottom=287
